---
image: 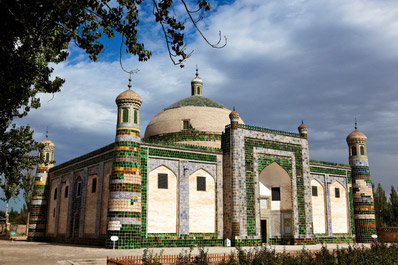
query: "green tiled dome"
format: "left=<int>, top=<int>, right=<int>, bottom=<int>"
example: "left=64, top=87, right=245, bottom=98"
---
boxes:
left=165, top=96, right=226, bottom=110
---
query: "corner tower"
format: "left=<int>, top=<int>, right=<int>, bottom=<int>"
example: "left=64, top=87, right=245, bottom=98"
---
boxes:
left=346, top=121, right=376, bottom=242
left=28, top=131, right=55, bottom=241
left=106, top=81, right=143, bottom=248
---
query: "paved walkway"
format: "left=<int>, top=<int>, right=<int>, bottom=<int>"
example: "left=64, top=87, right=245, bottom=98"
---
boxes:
left=0, top=239, right=371, bottom=265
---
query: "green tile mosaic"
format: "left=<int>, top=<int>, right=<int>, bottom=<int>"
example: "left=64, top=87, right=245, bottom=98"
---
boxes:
left=148, top=148, right=217, bottom=162
left=244, top=138, right=306, bottom=236
left=165, top=95, right=226, bottom=109
left=145, top=129, right=221, bottom=143
left=238, top=124, right=301, bottom=137
left=310, top=166, right=347, bottom=176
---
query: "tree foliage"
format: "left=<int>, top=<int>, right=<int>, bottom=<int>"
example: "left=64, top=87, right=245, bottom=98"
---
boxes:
left=374, top=183, right=390, bottom=227
left=0, top=125, right=41, bottom=232
left=389, top=186, right=398, bottom=226
left=374, top=183, right=398, bottom=227
left=0, top=0, right=224, bottom=133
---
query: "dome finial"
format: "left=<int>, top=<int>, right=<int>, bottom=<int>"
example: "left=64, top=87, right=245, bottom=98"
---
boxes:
left=355, top=117, right=358, bottom=130
left=233, top=106, right=235, bottom=111
left=302, top=120, right=304, bottom=124
left=195, top=65, right=199, bottom=78
left=46, top=126, right=48, bottom=139
left=128, top=73, right=132, bottom=90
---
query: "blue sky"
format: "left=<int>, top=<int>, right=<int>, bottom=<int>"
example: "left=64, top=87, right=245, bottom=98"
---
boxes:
left=1, top=0, right=398, bottom=211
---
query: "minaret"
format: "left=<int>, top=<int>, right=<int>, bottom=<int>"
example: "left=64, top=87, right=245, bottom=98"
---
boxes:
left=228, top=108, right=242, bottom=240
left=298, top=121, right=308, bottom=139
left=346, top=121, right=376, bottom=242
left=106, top=76, right=143, bottom=248
left=28, top=129, right=55, bottom=241
left=191, top=66, right=203, bottom=96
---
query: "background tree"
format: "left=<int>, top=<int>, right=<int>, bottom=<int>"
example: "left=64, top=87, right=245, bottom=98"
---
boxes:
left=374, top=183, right=390, bottom=227
left=0, top=125, right=41, bottom=236
left=0, top=0, right=225, bottom=134
left=21, top=168, right=36, bottom=235
left=389, top=186, right=398, bottom=226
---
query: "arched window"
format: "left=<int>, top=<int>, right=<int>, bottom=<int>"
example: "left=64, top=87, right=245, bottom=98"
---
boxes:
left=351, top=146, right=357, bottom=156
left=360, top=146, right=365, bottom=155
left=46, top=153, right=49, bottom=161
left=191, top=86, right=194, bottom=95
left=134, top=109, right=138, bottom=124
left=197, top=86, right=200, bottom=94
left=122, top=108, right=129, bottom=123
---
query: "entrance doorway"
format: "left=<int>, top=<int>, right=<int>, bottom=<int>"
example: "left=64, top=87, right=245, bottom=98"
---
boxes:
left=261, top=219, right=268, bottom=243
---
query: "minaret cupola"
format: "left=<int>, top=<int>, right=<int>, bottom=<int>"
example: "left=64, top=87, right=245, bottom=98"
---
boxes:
left=191, top=66, right=203, bottom=96
left=298, top=120, right=308, bottom=139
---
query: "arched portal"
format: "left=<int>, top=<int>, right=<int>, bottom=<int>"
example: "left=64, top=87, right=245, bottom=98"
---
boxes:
left=259, top=162, right=293, bottom=240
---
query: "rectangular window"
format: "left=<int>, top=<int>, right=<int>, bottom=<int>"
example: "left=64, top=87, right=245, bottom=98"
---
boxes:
left=54, top=188, right=57, bottom=200
left=335, top=188, right=340, bottom=198
left=197, top=176, right=206, bottom=191
left=271, top=187, right=281, bottom=201
left=92, top=178, right=97, bottom=193
left=122, top=108, right=129, bottom=123
left=77, top=182, right=82, bottom=197
left=65, top=186, right=69, bottom=198
left=134, top=109, right=138, bottom=124
left=53, top=208, right=55, bottom=218
left=183, top=120, right=190, bottom=130
left=158, top=173, right=168, bottom=189
left=312, top=186, right=318, bottom=196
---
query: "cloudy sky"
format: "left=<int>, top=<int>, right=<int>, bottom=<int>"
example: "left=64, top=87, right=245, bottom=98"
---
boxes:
left=2, top=0, right=397, bottom=210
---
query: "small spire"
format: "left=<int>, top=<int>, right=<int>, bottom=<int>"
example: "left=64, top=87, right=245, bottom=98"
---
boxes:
left=46, top=127, right=48, bottom=139
left=233, top=106, right=235, bottom=111
left=302, top=120, right=304, bottom=124
left=355, top=117, right=358, bottom=130
left=195, top=65, right=199, bottom=78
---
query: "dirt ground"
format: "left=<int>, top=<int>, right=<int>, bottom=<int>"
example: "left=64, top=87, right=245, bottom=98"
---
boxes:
left=0, top=239, right=370, bottom=265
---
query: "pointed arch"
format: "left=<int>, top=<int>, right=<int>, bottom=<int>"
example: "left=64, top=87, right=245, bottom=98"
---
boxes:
left=149, top=165, right=178, bottom=178
left=190, top=167, right=216, bottom=181
left=188, top=169, right=216, bottom=233
left=311, top=179, right=326, bottom=234
left=259, top=162, right=292, bottom=211
left=147, top=165, right=177, bottom=233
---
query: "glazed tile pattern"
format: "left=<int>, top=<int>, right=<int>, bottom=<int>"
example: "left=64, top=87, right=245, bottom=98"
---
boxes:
left=309, top=162, right=354, bottom=239
left=28, top=166, right=52, bottom=241
left=347, top=137, right=377, bottom=243
left=28, top=139, right=55, bottom=241
left=227, top=123, right=312, bottom=245
left=254, top=149, right=297, bottom=237
left=139, top=146, right=223, bottom=248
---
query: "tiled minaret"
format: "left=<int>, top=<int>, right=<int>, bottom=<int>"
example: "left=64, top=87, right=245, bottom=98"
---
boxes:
left=106, top=77, right=142, bottom=248
left=229, top=109, right=242, bottom=240
left=28, top=130, right=55, bottom=241
left=346, top=121, right=377, bottom=242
